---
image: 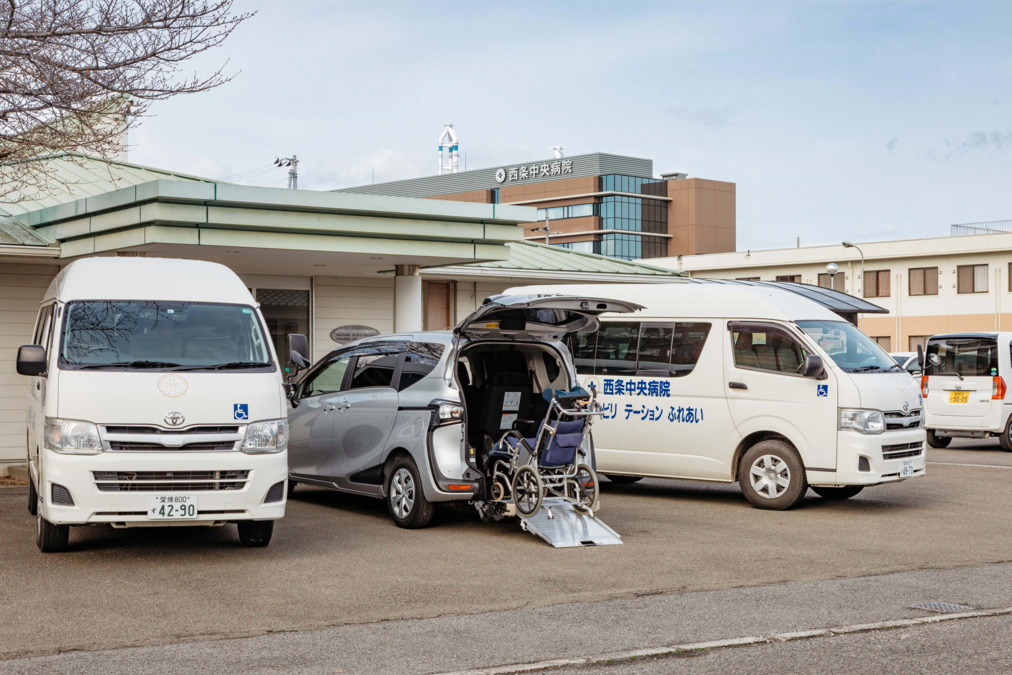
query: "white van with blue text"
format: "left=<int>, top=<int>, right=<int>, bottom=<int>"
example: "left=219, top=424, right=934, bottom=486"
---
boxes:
left=507, top=282, right=926, bottom=509
left=17, top=258, right=288, bottom=551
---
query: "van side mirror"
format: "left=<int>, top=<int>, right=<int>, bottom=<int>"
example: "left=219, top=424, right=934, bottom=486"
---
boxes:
left=801, top=354, right=825, bottom=379
left=287, top=334, right=310, bottom=371
left=917, top=344, right=925, bottom=369
left=16, top=345, right=47, bottom=376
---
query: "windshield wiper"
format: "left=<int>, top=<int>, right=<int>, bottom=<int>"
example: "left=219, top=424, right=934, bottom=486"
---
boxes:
left=175, top=361, right=272, bottom=371
left=71, top=360, right=182, bottom=370
left=931, top=370, right=964, bottom=381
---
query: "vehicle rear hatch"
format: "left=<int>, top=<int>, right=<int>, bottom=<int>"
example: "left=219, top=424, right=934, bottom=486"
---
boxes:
left=454, top=293, right=644, bottom=342
left=924, top=335, right=1001, bottom=423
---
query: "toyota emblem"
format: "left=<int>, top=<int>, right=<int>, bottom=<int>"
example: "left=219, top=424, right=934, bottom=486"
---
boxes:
left=902, top=402, right=909, bottom=413
left=164, top=412, right=185, bottom=426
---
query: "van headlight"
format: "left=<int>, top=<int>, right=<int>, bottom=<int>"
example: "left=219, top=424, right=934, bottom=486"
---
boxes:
left=839, top=409, right=885, bottom=435
left=242, top=419, right=288, bottom=453
left=45, top=419, right=102, bottom=454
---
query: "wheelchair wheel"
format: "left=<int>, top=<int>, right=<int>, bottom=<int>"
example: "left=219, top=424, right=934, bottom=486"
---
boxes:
left=575, top=464, right=600, bottom=512
left=512, top=465, right=543, bottom=517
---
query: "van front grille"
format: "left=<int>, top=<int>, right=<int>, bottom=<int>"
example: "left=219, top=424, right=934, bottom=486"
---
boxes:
left=882, top=442, right=923, bottom=460
left=884, top=409, right=922, bottom=430
left=107, top=441, right=236, bottom=452
left=93, top=470, right=249, bottom=492
left=103, top=426, right=240, bottom=435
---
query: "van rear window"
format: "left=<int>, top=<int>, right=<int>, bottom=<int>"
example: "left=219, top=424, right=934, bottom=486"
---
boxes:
left=926, top=338, right=999, bottom=377
left=565, top=321, right=711, bottom=377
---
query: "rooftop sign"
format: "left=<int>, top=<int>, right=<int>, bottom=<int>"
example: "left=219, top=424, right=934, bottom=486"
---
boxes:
left=495, top=159, right=574, bottom=184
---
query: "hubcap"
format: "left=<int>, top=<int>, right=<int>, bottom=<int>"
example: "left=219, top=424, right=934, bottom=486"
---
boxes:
left=390, top=468, right=415, bottom=519
left=749, top=454, right=791, bottom=499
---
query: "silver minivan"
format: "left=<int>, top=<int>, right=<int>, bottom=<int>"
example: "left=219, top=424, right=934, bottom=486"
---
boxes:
left=285, top=293, right=640, bottom=527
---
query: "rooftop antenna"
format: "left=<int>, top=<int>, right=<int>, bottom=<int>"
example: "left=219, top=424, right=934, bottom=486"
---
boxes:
left=438, top=124, right=459, bottom=175
left=552, top=146, right=565, bottom=159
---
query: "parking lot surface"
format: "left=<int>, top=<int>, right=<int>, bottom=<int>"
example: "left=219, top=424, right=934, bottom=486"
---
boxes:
left=1, top=440, right=1011, bottom=663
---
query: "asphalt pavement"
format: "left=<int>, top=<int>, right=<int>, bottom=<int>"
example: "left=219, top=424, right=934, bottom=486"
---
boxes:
left=1, top=439, right=1010, bottom=672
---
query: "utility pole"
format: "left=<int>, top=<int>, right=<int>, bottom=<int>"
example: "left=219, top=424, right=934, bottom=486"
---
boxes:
left=531, top=213, right=556, bottom=245
left=275, top=155, right=299, bottom=189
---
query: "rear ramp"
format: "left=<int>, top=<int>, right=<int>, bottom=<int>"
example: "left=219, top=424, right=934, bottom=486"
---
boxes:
left=518, top=497, right=622, bottom=548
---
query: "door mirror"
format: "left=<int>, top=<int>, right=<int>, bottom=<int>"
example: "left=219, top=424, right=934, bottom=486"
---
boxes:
left=927, top=353, right=941, bottom=367
left=287, top=334, right=310, bottom=371
left=800, top=354, right=825, bottom=379
left=917, top=344, right=925, bottom=369
left=16, top=345, right=47, bottom=376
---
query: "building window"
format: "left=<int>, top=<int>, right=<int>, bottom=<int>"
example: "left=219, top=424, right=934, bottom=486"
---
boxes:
left=600, top=195, right=667, bottom=234
left=535, top=203, right=596, bottom=220
left=908, top=335, right=930, bottom=352
left=776, top=274, right=801, bottom=283
left=817, top=273, right=846, bottom=292
left=490, top=188, right=500, bottom=204
left=256, top=288, right=310, bottom=363
left=600, top=174, right=665, bottom=194
left=908, top=267, right=938, bottom=296
left=553, top=241, right=596, bottom=254
left=864, top=270, right=890, bottom=298
left=737, top=277, right=760, bottom=281
left=957, top=264, right=988, bottom=294
left=872, top=336, right=892, bottom=351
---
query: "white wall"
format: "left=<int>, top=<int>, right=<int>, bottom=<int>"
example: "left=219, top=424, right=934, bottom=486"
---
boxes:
left=312, top=276, right=395, bottom=361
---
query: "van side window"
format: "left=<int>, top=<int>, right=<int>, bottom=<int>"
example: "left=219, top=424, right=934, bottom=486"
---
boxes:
left=302, top=353, right=352, bottom=397
left=731, top=324, right=809, bottom=375
left=670, top=322, right=711, bottom=377
left=595, top=322, right=639, bottom=375
left=34, top=305, right=54, bottom=351
left=397, top=342, right=445, bottom=391
left=637, top=324, right=673, bottom=375
left=566, top=331, right=597, bottom=374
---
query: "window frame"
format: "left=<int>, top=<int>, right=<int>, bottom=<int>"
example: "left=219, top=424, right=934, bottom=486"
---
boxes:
left=298, top=349, right=354, bottom=398
left=908, top=267, right=939, bottom=297
left=864, top=270, right=891, bottom=298
left=957, top=264, right=988, bottom=294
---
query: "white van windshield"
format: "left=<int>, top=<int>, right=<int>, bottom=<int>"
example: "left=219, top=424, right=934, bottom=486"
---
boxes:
left=59, top=301, right=273, bottom=371
left=797, top=320, right=902, bottom=374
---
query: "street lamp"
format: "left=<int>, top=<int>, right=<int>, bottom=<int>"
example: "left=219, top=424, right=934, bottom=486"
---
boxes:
left=825, top=262, right=839, bottom=289
left=842, top=241, right=865, bottom=330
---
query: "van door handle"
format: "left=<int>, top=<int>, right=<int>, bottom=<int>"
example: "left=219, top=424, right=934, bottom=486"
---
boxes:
left=339, top=402, right=351, bottom=410
left=728, top=382, right=748, bottom=390
left=324, top=403, right=336, bottom=413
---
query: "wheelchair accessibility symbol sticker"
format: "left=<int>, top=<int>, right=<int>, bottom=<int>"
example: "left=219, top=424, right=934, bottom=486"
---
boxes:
left=817, top=384, right=829, bottom=398
left=234, top=403, right=249, bottom=420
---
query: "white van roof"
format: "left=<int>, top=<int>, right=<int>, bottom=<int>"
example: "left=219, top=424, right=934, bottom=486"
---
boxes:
left=44, top=257, right=254, bottom=305
left=502, top=282, right=843, bottom=323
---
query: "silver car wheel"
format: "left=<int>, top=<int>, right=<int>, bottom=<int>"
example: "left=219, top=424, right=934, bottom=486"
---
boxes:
left=749, top=454, right=791, bottom=499
left=390, top=467, right=415, bottom=519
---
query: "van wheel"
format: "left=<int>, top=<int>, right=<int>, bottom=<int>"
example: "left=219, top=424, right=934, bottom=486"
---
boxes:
left=386, top=457, right=435, bottom=529
left=926, top=430, right=951, bottom=449
left=37, top=514, right=69, bottom=553
left=739, top=440, right=807, bottom=510
left=604, top=474, right=642, bottom=485
left=999, top=420, right=1012, bottom=452
left=237, top=520, right=274, bottom=547
left=811, top=485, right=864, bottom=500
left=27, top=474, right=37, bottom=516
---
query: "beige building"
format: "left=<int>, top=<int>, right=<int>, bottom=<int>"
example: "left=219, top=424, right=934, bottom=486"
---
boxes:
left=649, top=230, right=1012, bottom=352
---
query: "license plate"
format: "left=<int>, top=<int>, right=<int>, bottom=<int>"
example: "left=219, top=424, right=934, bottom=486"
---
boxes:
left=900, top=460, right=915, bottom=478
left=148, top=495, right=198, bottom=519
left=949, top=391, right=970, bottom=404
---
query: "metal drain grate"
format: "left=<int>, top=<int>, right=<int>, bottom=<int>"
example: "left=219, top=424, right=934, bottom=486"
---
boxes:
left=910, top=602, right=976, bottom=614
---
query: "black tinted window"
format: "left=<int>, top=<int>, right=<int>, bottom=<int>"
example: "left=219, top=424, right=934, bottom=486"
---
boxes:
left=637, top=324, right=673, bottom=374
left=670, top=322, right=711, bottom=377
left=397, top=342, right=444, bottom=391
left=595, top=322, right=639, bottom=375
left=927, top=338, right=998, bottom=377
left=350, top=353, right=398, bottom=389
left=569, top=321, right=711, bottom=377
left=566, top=331, right=597, bottom=372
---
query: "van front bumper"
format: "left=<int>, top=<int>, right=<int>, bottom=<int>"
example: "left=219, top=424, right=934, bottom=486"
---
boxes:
left=807, top=429, right=927, bottom=487
left=38, top=448, right=288, bottom=526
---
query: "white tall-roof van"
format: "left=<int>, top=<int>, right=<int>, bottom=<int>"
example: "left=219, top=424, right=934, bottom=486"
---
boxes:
left=17, top=258, right=288, bottom=551
left=506, top=282, right=926, bottom=509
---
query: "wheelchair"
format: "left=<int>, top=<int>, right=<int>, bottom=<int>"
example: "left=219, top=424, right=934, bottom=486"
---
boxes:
left=486, top=386, right=602, bottom=518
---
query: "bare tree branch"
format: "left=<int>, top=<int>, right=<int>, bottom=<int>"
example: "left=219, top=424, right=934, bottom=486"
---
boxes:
left=0, top=0, right=253, bottom=204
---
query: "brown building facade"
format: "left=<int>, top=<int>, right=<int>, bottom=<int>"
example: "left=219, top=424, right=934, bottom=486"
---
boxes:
left=339, top=153, right=735, bottom=261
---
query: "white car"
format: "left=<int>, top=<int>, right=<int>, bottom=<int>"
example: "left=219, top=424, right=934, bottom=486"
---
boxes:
left=890, top=352, right=922, bottom=376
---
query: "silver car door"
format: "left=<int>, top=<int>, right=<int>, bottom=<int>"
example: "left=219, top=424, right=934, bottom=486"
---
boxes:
left=288, top=352, right=352, bottom=480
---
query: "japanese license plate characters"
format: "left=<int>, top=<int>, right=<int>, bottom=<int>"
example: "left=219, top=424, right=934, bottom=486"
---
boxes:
left=148, top=495, right=198, bottom=519
left=900, top=460, right=915, bottom=478
left=948, top=391, right=969, bottom=404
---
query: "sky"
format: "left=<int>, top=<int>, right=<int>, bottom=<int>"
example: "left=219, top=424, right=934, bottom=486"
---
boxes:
left=130, top=0, right=1012, bottom=252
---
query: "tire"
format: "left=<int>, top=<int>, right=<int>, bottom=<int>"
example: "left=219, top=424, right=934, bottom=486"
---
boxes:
left=999, top=420, right=1012, bottom=453
left=27, top=473, right=37, bottom=516
left=575, top=464, right=601, bottom=512
left=37, top=514, right=69, bottom=553
left=385, top=457, right=435, bottom=529
left=604, top=474, right=642, bottom=485
left=926, top=430, right=952, bottom=449
left=287, top=480, right=297, bottom=499
left=738, top=440, right=807, bottom=510
left=811, top=485, right=864, bottom=500
left=237, top=520, right=274, bottom=547
left=512, top=465, right=544, bottom=517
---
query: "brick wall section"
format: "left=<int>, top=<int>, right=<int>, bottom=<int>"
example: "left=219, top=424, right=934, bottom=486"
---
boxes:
left=0, top=263, right=58, bottom=465
left=666, top=179, right=736, bottom=257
